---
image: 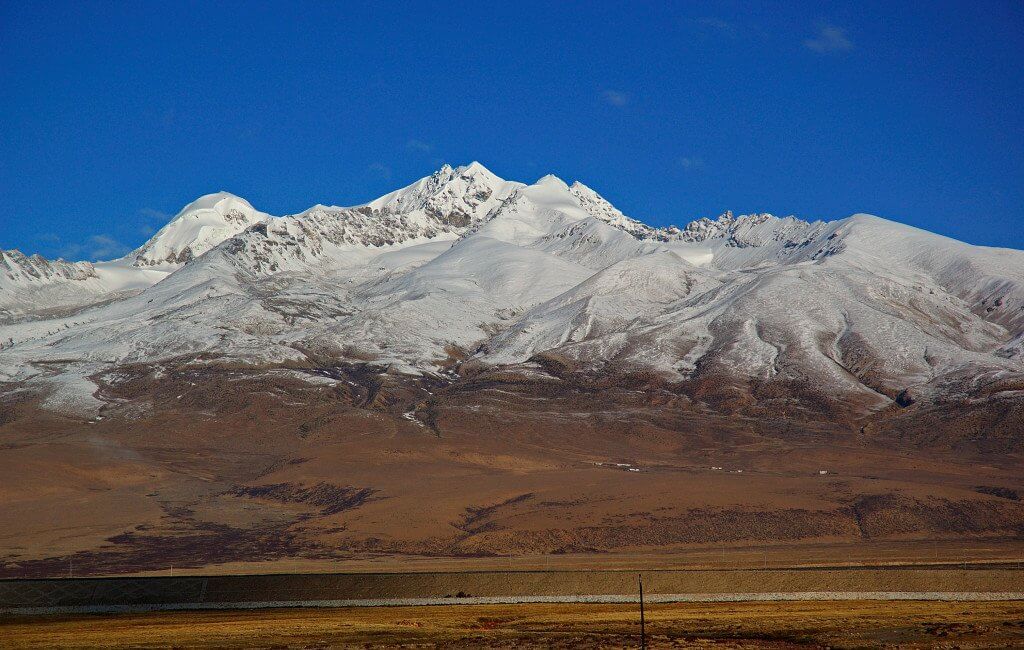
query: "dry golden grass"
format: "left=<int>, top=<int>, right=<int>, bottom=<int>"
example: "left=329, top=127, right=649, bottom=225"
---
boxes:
left=3, top=601, right=1024, bottom=648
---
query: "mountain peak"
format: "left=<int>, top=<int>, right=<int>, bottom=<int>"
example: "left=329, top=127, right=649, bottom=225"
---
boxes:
left=534, top=174, right=569, bottom=190
left=679, top=211, right=789, bottom=242
left=175, top=191, right=254, bottom=215
left=455, top=161, right=493, bottom=176
left=361, top=162, right=521, bottom=228
left=129, top=192, right=270, bottom=268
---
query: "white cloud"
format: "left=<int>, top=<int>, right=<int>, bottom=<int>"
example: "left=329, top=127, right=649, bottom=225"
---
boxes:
left=136, top=208, right=172, bottom=238
left=368, top=163, right=392, bottom=179
left=406, top=139, right=432, bottom=152
left=88, top=235, right=129, bottom=259
left=696, top=17, right=737, bottom=38
left=601, top=89, right=629, bottom=107
left=804, top=24, right=853, bottom=53
left=679, top=156, right=705, bottom=171
left=59, top=234, right=130, bottom=261
left=138, top=207, right=173, bottom=222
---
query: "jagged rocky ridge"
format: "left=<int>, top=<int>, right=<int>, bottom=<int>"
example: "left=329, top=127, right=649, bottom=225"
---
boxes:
left=1, top=162, right=1022, bottom=431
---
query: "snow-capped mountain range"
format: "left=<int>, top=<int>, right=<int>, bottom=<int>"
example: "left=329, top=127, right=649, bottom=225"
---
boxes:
left=2, top=162, right=1022, bottom=419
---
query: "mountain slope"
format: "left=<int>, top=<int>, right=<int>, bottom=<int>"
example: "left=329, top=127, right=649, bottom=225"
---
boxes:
left=0, top=250, right=167, bottom=321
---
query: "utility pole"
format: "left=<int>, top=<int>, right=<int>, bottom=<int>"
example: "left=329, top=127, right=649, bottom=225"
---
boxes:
left=638, top=573, right=646, bottom=650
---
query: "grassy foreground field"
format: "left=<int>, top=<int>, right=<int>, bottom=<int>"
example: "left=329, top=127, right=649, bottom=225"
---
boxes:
left=3, top=601, right=1024, bottom=648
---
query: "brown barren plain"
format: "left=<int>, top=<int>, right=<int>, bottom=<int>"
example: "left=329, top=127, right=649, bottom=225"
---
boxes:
left=1, top=366, right=1023, bottom=577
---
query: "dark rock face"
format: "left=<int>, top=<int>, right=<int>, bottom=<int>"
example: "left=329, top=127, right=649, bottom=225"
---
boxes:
left=895, top=389, right=916, bottom=407
left=232, top=482, right=378, bottom=515
left=976, top=486, right=1020, bottom=501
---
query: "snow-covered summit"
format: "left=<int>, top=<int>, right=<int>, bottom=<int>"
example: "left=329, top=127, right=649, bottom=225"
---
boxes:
left=359, top=162, right=521, bottom=227
left=128, top=191, right=271, bottom=268
left=0, top=191, right=269, bottom=318
left=209, top=163, right=526, bottom=275
left=677, top=211, right=817, bottom=244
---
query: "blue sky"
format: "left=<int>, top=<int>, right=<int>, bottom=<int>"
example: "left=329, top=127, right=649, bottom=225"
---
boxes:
left=2, top=1, right=1022, bottom=260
